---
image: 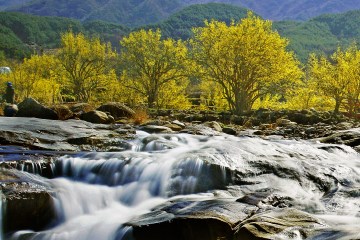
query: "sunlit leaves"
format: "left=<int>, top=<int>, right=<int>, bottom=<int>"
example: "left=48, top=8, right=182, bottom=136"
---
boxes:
left=191, top=12, right=302, bottom=114
left=308, top=44, right=360, bottom=113
left=119, top=29, right=191, bottom=108
left=57, top=31, right=117, bottom=102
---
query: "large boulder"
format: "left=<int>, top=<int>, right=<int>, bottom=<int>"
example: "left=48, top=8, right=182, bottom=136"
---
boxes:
left=0, top=169, right=56, bottom=234
left=80, top=110, right=115, bottom=124
left=97, top=102, right=135, bottom=120
left=16, top=98, right=58, bottom=120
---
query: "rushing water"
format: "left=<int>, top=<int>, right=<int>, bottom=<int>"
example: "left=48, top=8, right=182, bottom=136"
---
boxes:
left=3, top=131, right=360, bottom=239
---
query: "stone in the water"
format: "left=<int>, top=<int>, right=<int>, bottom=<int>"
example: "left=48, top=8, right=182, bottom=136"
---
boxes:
left=234, top=208, right=326, bottom=240
left=140, top=125, right=173, bottom=134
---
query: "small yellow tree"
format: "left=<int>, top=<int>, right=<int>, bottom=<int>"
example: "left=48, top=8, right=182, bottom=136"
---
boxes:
left=119, top=29, right=192, bottom=108
left=190, top=13, right=302, bottom=114
left=308, top=45, right=360, bottom=113
left=57, top=31, right=117, bottom=102
left=9, top=54, right=61, bottom=103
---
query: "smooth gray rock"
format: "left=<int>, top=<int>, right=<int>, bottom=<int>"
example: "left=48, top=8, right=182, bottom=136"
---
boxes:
left=0, top=117, right=135, bottom=151
left=16, top=98, right=58, bottom=120
left=127, top=199, right=257, bottom=240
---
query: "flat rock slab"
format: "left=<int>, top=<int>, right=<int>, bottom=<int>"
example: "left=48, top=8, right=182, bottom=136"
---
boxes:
left=127, top=198, right=257, bottom=240
left=0, top=117, right=136, bottom=151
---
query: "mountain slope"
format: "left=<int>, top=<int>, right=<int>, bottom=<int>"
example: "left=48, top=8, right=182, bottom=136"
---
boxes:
left=3, top=0, right=360, bottom=26
left=2, top=4, right=360, bottom=64
left=144, top=3, right=249, bottom=40
left=0, top=12, right=129, bottom=59
left=184, top=0, right=360, bottom=21
left=4, top=0, right=183, bottom=27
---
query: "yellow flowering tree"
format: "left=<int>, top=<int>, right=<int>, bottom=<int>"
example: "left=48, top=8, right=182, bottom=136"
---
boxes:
left=190, top=13, right=302, bottom=114
left=57, top=31, right=117, bottom=102
left=9, top=54, right=61, bottom=103
left=119, top=29, right=192, bottom=109
left=308, top=44, right=360, bottom=113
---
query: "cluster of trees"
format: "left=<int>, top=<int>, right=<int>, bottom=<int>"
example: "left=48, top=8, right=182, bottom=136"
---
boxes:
left=1, top=13, right=360, bottom=114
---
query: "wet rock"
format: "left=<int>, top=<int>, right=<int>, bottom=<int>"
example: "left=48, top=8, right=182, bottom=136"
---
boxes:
left=0, top=154, right=56, bottom=179
left=3, top=104, right=18, bottom=117
left=97, top=102, right=135, bottom=120
left=172, top=120, right=186, bottom=128
left=320, top=128, right=360, bottom=148
left=180, top=124, right=222, bottom=136
left=16, top=98, right=58, bottom=120
left=127, top=199, right=257, bottom=240
left=335, top=121, right=354, bottom=130
left=222, top=127, right=237, bottom=135
left=0, top=169, right=56, bottom=234
left=234, top=208, right=326, bottom=240
left=0, top=117, right=134, bottom=151
left=164, top=123, right=183, bottom=131
left=139, top=125, right=173, bottom=134
left=80, top=110, right=115, bottom=124
left=204, top=121, right=222, bottom=132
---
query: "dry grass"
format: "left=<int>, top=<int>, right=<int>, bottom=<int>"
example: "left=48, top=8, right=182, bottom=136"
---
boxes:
left=131, top=107, right=149, bottom=125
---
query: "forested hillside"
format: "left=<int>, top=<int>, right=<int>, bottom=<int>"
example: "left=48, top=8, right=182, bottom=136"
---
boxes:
left=0, top=12, right=129, bottom=59
left=143, top=3, right=249, bottom=40
left=4, top=0, right=183, bottom=27
left=2, top=3, right=360, bottom=63
left=3, top=0, right=360, bottom=27
left=184, top=0, right=360, bottom=21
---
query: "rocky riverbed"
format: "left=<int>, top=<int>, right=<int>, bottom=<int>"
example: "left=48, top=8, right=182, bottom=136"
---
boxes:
left=1, top=104, right=360, bottom=240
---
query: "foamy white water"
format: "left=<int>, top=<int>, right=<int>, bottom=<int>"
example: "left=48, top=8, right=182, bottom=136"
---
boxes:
left=7, top=132, right=360, bottom=239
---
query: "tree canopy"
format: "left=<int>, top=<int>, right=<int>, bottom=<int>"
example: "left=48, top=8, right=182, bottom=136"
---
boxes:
left=119, top=29, right=192, bottom=109
left=190, top=13, right=302, bottom=114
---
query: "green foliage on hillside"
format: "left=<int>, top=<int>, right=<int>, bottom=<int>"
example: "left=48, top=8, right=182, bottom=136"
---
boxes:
left=0, top=12, right=129, bottom=59
left=6, top=0, right=183, bottom=27
left=273, top=21, right=339, bottom=63
left=2, top=3, right=360, bottom=65
left=312, top=10, right=360, bottom=41
left=274, top=10, right=360, bottom=62
left=144, top=3, right=249, bottom=39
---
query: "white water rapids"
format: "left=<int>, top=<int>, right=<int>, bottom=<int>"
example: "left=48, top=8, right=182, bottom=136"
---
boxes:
left=4, top=131, right=360, bottom=239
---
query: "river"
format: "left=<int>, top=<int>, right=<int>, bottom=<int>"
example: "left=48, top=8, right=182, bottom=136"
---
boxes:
left=2, top=131, right=360, bottom=239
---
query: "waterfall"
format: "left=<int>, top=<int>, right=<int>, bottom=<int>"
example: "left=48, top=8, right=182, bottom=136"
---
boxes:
left=4, top=132, right=360, bottom=240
